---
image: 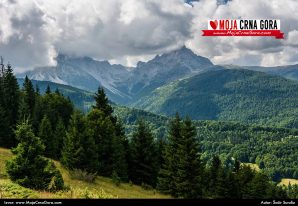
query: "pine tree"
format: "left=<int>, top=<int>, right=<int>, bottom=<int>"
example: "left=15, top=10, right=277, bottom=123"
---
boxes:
left=0, top=105, right=10, bottom=147
left=245, top=172, right=271, bottom=199
left=157, top=113, right=182, bottom=195
left=1, top=64, right=19, bottom=147
left=93, top=87, right=113, bottom=118
left=87, top=109, right=115, bottom=176
left=54, top=117, right=66, bottom=159
left=35, top=84, right=40, bottom=96
left=112, top=120, right=128, bottom=181
left=61, top=111, right=98, bottom=172
left=175, top=117, right=203, bottom=198
left=39, top=115, right=56, bottom=158
left=207, top=155, right=222, bottom=197
left=6, top=120, right=64, bottom=190
left=22, top=76, right=35, bottom=119
left=46, top=85, right=51, bottom=94
left=130, top=119, right=158, bottom=187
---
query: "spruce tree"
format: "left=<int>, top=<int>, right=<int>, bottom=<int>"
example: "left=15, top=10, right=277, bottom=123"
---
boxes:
left=130, top=119, right=158, bottom=187
left=1, top=64, right=19, bottom=147
left=61, top=111, right=98, bottom=172
left=0, top=106, right=10, bottom=147
left=87, top=109, right=115, bottom=176
left=93, top=87, right=113, bottom=118
left=22, top=76, right=35, bottom=119
left=54, top=117, right=66, bottom=159
left=112, top=120, right=129, bottom=181
left=46, top=85, right=51, bottom=94
left=157, top=113, right=182, bottom=195
left=6, top=120, right=64, bottom=190
left=175, top=117, right=203, bottom=198
left=39, top=115, right=56, bottom=158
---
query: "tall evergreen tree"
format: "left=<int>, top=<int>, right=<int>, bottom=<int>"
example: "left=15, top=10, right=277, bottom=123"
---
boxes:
left=175, top=117, right=203, bottom=198
left=1, top=64, right=19, bottom=147
left=6, top=120, right=64, bottom=190
left=130, top=119, right=158, bottom=187
left=0, top=105, right=10, bottom=147
left=207, top=155, right=222, bottom=197
left=39, top=115, right=56, bottom=158
left=46, top=85, right=51, bottom=94
left=54, top=117, right=66, bottom=159
left=112, top=120, right=129, bottom=181
left=87, top=109, right=115, bottom=176
left=157, top=113, right=182, bottom=195
left=61, top=111, right=98, bottom=172
left=22, top=76, right=35, bottom=119
left=93, top=87, right=113, bottom=119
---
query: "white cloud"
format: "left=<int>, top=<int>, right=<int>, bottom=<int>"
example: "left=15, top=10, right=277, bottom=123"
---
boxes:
left=0, top=0, right=193, bottom=72
left=0, top=0, right=298, bottom=72
left=187, top=0, right=298, bottom=67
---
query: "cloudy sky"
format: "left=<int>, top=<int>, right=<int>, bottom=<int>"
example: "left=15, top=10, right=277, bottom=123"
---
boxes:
left=0, top=0, right=297, bottom=72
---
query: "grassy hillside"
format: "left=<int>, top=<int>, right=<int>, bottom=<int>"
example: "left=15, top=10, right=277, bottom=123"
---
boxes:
left=132, top=69, right=298, bottom=128
left=0, top=148, right=170, bottom=199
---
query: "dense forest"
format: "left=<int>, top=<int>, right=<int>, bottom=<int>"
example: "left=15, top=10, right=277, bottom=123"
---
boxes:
left=133, top=69, right=298, bottom=128
left=0, top=62, right=297, bottom=199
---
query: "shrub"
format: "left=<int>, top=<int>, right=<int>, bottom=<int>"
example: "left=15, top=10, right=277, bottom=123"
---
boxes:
left=69, top=169, right=97, bottom=183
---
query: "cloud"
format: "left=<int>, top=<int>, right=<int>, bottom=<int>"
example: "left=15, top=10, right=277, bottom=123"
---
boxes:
left=0, top=0, right=193, bottom=71
left=0, top=0, right=298, bottom=72
left=187, top=0, right=298, bottom=67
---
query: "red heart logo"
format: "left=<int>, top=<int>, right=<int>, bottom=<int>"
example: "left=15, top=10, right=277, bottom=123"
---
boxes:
left=210, top=20, right=218, bottom=30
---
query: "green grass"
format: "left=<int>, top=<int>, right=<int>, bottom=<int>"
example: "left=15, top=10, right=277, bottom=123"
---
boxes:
left=0, top=148, right=171, bottom=199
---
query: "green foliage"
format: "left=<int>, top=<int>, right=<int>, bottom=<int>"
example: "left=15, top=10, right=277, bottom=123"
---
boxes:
left=196, top=121, right=298, bottom=180
left=175, top=117, right=203, bottom=198
left=61, top=111, right=99, bottom=172
left=93, top=87, right=113, bottom=118
left=0, top=64, right=19, bottom=147
left=112, top=171, right=121, bottom=186
left=129, top=119, right=158, bottom=187
left=6, top=121, right=64, bottom=191
left=158, top=114, right=182, bottom=195
left=39, top=115, right=56, bottom=158
left=87, top=109, right=115, bottom=176
left=133, top=69, right=298, bottom=128
left=54, top=117, right=66, bottom=159
left=20, top=76, right=35, bottom=120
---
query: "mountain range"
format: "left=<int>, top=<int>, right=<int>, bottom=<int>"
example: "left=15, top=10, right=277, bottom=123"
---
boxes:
left=17, top=46, right=298, bottom=128
left=17, top=46, right=217, bottom=104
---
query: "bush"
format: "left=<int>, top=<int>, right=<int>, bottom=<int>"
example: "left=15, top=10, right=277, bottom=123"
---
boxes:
left=6, top=121, right=64, bottom=191
left=111, top=171, right=121, bottom=186
left=69, top=169, right=97, bottom=183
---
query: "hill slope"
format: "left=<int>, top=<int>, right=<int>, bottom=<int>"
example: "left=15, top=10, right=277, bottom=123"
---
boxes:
left=0, top=148, right=170, bottom=199
left=132, top=69, right=298, bottom=128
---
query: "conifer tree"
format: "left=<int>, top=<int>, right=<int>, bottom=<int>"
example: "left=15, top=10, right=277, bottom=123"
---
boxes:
left=6, top=120, right=64, bottom=190
left=157, top=113, right=182, bottom=195
left=61, top=111, right=98, bottom=172
left=1, top=64, right=19, bottom=147
left=93, top=87, right=113, bottom=118
left=87, top=109, right=115, bottom=176
left=175, top=117, right=203, bottom=198
left=0, top=106, right=10, bottom=147
left=39, top=115, right=56, bottom=158
left=130, top=119, right=158, bottom=186
left=22, top=76, right=35, bottom=118
left=112, top=120, right=129, bottom=181
left=46, top=85, right=51, bottom=94
left=54, top=117, right=66, bottom=159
